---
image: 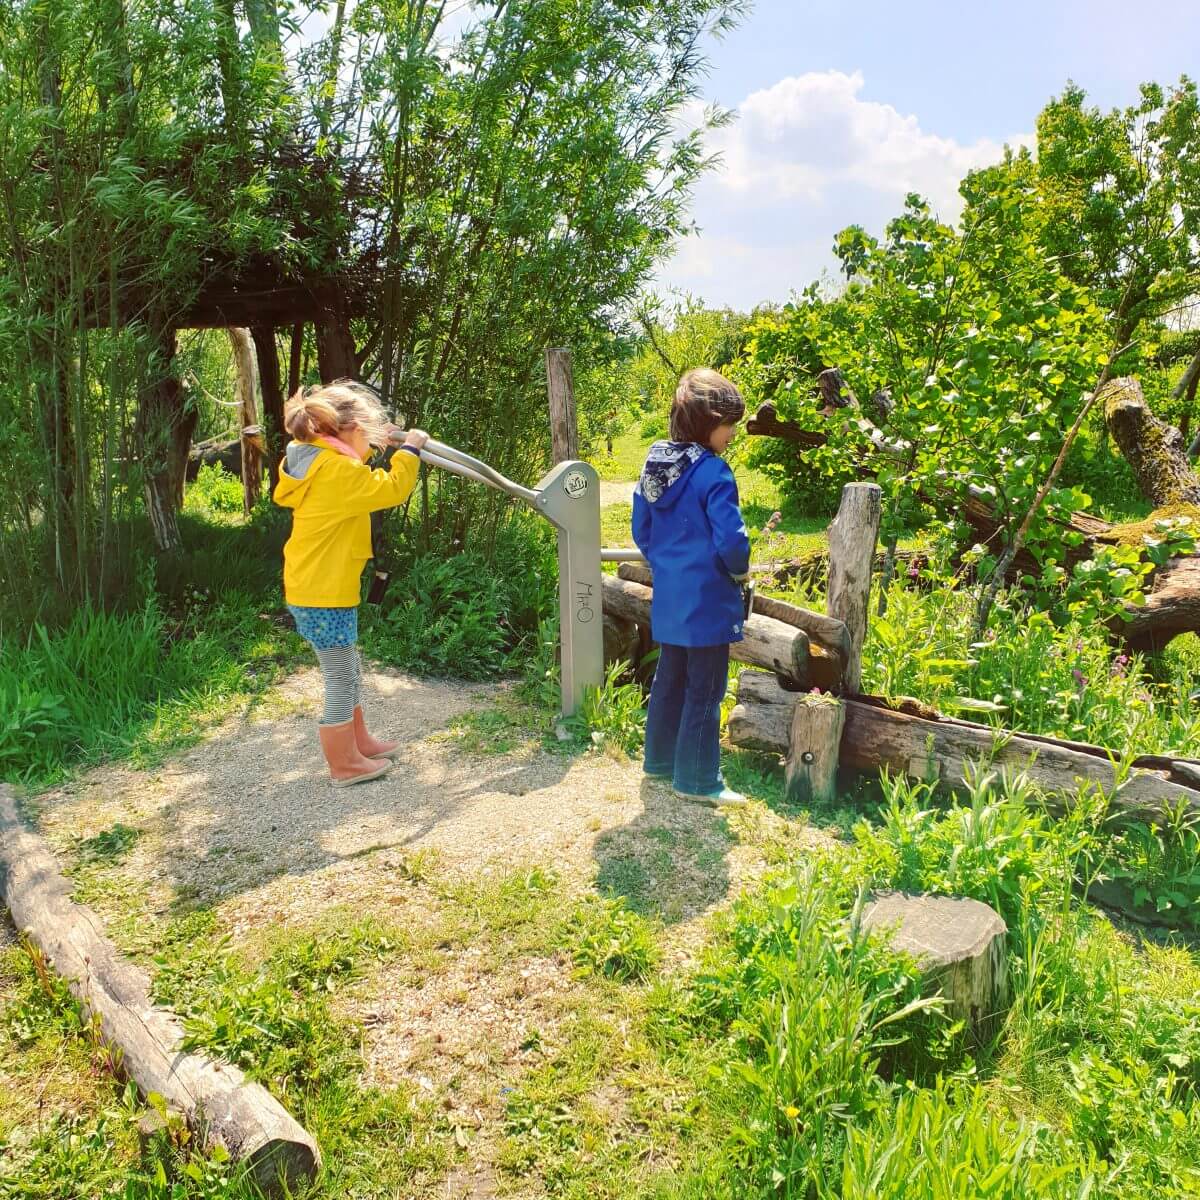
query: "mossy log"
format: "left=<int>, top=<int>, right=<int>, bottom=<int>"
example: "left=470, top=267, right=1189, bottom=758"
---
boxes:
left=1103, top=376, right=1200, bottom=507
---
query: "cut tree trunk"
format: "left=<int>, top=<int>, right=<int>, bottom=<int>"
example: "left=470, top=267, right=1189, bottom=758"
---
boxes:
left=727, top=670, right=1200, bottom=821
left=138, top=325, right=195, bottom=553
left=0, top=787, right=320, bottom=1194
left=252, top=324, right=286, bottom=493
left=599, top=575, right=810, bottom=687
left=862, top=892, right=1008, bottom=1045
left=1103, top=376, right=1200, bottom=506
left=826, top=483, right=882, bottom=692
left=227, top=328, right=261, bottom=513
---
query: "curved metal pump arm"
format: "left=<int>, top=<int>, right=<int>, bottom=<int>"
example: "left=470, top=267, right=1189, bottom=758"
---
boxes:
left=408, top=438, right=617, bottom=716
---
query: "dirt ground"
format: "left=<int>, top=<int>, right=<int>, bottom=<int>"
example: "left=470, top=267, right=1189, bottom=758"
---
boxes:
left=24, top=665, right=824, bottom=1197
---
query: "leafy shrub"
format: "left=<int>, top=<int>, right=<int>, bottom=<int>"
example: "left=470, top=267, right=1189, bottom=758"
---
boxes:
left=185, top=462, right=244, bottom=517
left=564, top=660, right=646, bottom=754
left=369, top=553, right=510, bottom=679
left=568, top=897, right=658, bottom=982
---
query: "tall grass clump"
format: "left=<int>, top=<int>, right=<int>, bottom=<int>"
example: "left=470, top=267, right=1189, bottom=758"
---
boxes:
left=861, top=580, right=1200, bottom=753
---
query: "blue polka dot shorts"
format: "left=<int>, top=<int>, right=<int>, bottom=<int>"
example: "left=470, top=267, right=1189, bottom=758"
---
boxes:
left=288, top=604, right=359, bottom=650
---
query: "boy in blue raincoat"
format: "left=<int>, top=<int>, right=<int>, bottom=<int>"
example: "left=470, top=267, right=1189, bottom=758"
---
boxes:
left=632, top=368, right=751, bottom=806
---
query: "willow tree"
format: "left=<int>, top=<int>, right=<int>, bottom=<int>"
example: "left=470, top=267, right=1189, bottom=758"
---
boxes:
left=0, top=0, right=744, bottom=609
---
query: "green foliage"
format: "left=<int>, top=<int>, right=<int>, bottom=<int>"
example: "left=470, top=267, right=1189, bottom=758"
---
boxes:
left=364, top=513, right=558, bottom=679
left=860, top=580, right=1200, bottom=753
left=185, top=464, right=244, bottom=518
left=743, top=180, right=1111, bottom=556
left=1101, top=803, right=1200, bottom=929
left=565, top=660, right=647, bottom=755
left=1036, top=78, right=1200, bottom=345
left=567, top=897, right=659, bottom=983
left=836, top=1082, right=1089, bottom=1199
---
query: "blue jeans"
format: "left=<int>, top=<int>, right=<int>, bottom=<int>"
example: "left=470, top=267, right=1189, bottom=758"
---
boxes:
left=643, top=642, right=730, bottom=795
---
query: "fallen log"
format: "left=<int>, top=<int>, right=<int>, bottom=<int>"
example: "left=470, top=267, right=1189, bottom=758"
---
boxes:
left=0, top=787, right=320, bottom=1194
left=727, top=671, right=1200, bottom=820
left=600, top=575, right=810, bottom=687
left=616, top=560, right=849, bottom=680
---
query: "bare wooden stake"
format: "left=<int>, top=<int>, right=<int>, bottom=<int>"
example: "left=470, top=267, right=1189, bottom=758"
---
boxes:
left=826, top=482, right=882, bottom=692
left=785, top=693, right=845, bottom=804
left=228, top=327, right=262, bottom=513
left=545, top=347, right=579, bottom=463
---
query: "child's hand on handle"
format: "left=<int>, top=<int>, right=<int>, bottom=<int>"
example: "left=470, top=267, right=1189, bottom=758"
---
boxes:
left=387, top=425, right=429, bottom=451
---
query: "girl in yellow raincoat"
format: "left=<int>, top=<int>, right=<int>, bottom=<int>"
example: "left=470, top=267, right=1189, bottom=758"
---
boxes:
left=274, top=381, right=427, bottom=786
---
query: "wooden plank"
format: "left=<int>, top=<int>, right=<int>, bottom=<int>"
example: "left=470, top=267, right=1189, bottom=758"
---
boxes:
left=0, top=787, right=320, bottom=1194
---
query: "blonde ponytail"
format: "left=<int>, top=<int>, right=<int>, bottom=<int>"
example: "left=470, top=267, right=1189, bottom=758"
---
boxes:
left=284, top=391, right=340, bottom=441
left=284, top=380, right=391, bottom=447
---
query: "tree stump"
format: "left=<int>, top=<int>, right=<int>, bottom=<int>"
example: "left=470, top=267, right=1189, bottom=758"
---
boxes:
left=826, top=482, right=882, bottom=692
left=862, top=891, right=1008, bottom=1045
left=785, top=693, right=845, bottom=804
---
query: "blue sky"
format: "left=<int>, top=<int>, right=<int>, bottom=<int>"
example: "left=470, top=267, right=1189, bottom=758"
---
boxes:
left=652, top=0, right=1200, bottom=309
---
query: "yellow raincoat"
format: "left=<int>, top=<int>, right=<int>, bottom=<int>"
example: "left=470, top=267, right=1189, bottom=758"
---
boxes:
left=273, top=439, right=420, bottom=607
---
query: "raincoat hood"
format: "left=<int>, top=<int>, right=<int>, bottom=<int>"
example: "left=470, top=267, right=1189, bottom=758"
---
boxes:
left=635, top=440, right=710, bottom=510
left=274, top=439, right=360, bottom=509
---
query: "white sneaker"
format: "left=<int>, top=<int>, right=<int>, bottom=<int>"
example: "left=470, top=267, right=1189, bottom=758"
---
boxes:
left=673, top=786, right=749, bottom=808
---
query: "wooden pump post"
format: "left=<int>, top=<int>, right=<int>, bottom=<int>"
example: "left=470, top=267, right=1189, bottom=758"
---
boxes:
left=545, top=347, right=579, bottom=464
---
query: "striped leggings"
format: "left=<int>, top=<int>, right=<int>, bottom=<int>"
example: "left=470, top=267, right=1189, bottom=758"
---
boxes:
left=314, top=644, right=363, bottom=725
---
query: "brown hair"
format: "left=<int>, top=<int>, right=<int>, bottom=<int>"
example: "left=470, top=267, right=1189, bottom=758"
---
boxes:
left=669, top=368, right=745, bottom=444
left=283, top=379, right=392, bottom=447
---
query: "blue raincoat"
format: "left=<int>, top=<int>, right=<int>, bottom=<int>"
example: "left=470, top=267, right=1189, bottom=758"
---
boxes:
left=631, top=441, right=751, bottom=647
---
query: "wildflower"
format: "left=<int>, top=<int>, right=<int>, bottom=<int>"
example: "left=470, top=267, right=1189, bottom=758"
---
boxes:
left=1111, top=654, right=1129, bottom=677
left=1072, top=668, right=1087, bottom=689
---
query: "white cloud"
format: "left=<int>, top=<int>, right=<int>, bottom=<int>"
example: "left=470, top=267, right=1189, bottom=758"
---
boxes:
left=655, top=71, right=1033, bottom=309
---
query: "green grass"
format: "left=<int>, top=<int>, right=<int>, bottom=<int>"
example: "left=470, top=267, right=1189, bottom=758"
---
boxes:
left=4, top=456, right=1200, bottom=1198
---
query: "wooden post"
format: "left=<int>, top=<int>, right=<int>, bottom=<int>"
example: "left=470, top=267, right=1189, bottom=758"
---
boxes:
left=0, top=787, right=320, bottom=1193
left=785, top=693, right=845, bottom=804
left=545, top=347, right=578, bottom=463
left=827, top=482, right=882, bottom=692
left=228, top=328, right=262, bottom=513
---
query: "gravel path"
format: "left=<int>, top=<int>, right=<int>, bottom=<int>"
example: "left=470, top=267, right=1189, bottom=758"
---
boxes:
left=33, top=666, right=816, bottom=946
left=598, top=480, right=636, bottom=507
